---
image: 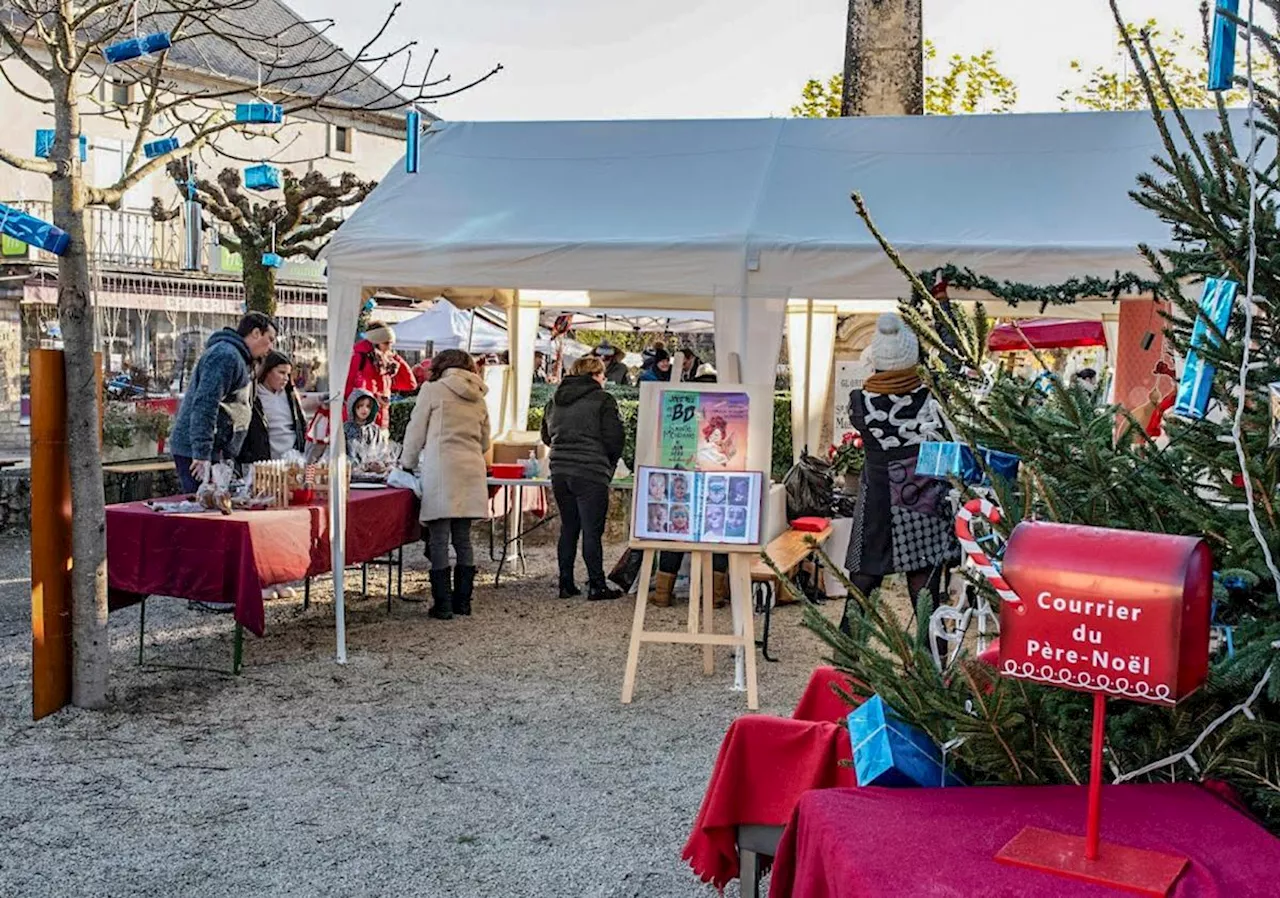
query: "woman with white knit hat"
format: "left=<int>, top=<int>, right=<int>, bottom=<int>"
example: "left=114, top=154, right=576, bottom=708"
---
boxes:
left=343, top=319, right=418, bottom=432
left=842, top=313, right=958, bottom=632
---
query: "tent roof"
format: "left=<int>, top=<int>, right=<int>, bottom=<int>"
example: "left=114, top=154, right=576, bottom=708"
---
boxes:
left=325, top=111, right=1238, bottom=303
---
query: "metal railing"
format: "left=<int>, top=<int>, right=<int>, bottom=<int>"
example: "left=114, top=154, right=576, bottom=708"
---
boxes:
left=1, top=199, right=211, bottom=271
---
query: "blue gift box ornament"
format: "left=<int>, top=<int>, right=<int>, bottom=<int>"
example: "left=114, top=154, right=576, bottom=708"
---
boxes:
left=235, top=103, right=284, bottom=125
left=102, top=31, right=172, bottom=65
left=1174, top=277, right=1237, bottom=420
left=1209, top=0, right=1241, bottom=91
left=847, top=695, right=965, bottom=788
left=143, top=137, right=180, bottom=159
left=35, top=130, right=87, bottom=162
left=0, top=202, right=71, bottom=256
left=261, top=252, right=285, bottom=269
left=405, top=110, right=421, bottom=174
left=244, top=164, right=281, bottom=191
left=916, top=442, right=1019, bottom=486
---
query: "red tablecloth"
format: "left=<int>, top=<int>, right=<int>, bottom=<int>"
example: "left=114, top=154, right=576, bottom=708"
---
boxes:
left=106, top=488, right=419, bottom=636
left=769, top=783, right=1280, bottom=898
left=682, top=667, right=859, bottom=889
left=792, top=666, right=856, bottom=724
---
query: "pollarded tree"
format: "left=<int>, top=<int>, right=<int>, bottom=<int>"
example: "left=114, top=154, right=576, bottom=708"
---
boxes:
left=153, top=165, right=375, bottom=317
left=0, top=0, right=499, bottom=708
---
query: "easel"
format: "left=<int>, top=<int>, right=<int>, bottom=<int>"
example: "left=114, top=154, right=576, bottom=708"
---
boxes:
left=619, top=372, right=773, bottom=710
left=621, top=545, right=760, bottom=709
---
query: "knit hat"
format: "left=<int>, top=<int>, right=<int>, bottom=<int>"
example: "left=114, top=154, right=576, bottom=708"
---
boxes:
left=364, top=324, right=394, bottom=346
left=865, top=313, right=919, bottom=372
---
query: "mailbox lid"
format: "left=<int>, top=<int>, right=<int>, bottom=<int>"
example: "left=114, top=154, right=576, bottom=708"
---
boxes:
left=1003, top=521, right=1206, bottom=605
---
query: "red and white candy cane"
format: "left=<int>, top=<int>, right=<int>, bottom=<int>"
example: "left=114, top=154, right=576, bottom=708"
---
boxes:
left=955, top=497, right=1023, bottom=611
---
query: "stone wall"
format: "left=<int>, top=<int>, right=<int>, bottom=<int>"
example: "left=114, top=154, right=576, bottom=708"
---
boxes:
left=0, top=462, right=179, bottom=534
left=0, top=290, right=27, bottom=454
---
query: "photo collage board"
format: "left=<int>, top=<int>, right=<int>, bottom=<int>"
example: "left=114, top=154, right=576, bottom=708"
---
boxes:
left=631, top=387, right=766, bottom=546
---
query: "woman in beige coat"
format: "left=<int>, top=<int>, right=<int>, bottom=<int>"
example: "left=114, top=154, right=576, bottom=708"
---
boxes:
left=401, top=349, right=491, bottom=619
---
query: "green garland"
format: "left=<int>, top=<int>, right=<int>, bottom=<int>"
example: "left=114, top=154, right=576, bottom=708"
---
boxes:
left=919, top=263, right=1163, bottom=313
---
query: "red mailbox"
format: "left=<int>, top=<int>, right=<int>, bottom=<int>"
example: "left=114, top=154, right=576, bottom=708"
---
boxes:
left=956, top=502, right=1216, bottom=894
left=998, top=521, right=1213, bottom=706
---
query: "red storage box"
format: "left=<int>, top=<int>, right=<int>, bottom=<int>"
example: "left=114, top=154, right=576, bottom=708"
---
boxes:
left=489, top=463, right=525, bottom=480
left=791, top=516, right=830, bottom=533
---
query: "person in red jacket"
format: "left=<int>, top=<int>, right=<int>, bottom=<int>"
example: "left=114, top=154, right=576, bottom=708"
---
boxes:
left=344, top=321, right=417, bottom=430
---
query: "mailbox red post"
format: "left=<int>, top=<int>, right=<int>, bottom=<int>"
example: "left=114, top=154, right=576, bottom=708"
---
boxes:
left=960, top=509, right=1213, bottom=896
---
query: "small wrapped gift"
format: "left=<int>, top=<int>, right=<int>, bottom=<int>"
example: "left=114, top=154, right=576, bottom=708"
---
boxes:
left=35, top=131, right=87, bottom=161
left=235, top=103, right=285, bottom=125
left=102, top=31, right=171, bottom=64
left=244, top=164, right=281, bottom=191
left=847, top=695, right=964, bottom=787
left=917, top=442, right=1018, bottom=486
left=144, top=137, right=180, bottom=159
left=916, top=442, right=965, bottom=479
left=1174, top=278, right=1236, bottom=420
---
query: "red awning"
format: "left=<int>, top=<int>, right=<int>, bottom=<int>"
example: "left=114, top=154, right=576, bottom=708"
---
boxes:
left=987, top=319, right=1107, bottom=352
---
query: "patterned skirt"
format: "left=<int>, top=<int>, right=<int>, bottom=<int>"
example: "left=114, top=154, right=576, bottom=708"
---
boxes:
left=846, top=454, right=959, bottom=576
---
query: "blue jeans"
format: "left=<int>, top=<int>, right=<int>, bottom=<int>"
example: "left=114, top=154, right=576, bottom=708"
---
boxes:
left=173, top=455, right=200, bottom=493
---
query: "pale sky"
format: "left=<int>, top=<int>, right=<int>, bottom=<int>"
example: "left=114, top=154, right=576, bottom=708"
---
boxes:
left=289, top=0, right=1256, bottom=120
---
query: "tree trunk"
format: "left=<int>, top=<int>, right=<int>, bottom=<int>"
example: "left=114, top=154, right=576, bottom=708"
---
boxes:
left=51, top=74, right=109, bottom=709
left=242, top=251, right=277, bottom=317
left=841, top=0, right=923, bottom=116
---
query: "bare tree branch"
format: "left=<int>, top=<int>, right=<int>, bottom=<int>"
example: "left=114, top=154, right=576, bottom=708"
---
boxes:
left=0, top=13, right=51, bottom=77
left=0, top=145, right=56, bottom=175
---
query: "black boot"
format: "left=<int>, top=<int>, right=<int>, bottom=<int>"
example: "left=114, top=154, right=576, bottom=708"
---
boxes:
left=428, top=568, right=453, bottom=620
left=588, top=579, right=623, bottom=602
left=558, top=578, right=582, bottom=599
left=453, top=566, right=476, bottom=616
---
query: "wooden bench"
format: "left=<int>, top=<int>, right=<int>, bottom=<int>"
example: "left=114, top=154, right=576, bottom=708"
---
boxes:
left=103, top=459, right=177, bottom=503
left=749, top=526, right=832, bottom=661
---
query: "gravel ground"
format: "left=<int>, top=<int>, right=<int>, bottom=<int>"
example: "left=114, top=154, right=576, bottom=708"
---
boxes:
left=0, top=529, right=849, bottom=898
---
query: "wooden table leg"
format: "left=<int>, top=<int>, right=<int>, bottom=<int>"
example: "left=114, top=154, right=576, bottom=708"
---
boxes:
left=621, top=549, right=655, bottom=704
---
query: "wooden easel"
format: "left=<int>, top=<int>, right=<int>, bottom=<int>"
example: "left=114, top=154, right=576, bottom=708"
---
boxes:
left=619, top=367, right=771, bottom=710
left=621, top=545, right=759, bottom=709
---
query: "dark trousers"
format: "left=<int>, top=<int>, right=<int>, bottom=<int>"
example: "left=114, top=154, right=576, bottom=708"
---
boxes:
left=659, top=551, right=728, bottom=575
left=426, top=518, right=474, bottom=571
left=552, top=475, right=610, bottom=585
left=173, top=454, right=199, bottom=493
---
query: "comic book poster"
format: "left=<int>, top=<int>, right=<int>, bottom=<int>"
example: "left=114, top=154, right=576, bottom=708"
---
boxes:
left=695, top=393, right=749, bottom=471
left=660, top=390, right=699, bottom=468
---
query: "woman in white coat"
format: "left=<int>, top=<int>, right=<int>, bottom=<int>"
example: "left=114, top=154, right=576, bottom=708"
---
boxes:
left=401, top=349, right=491, bottom=619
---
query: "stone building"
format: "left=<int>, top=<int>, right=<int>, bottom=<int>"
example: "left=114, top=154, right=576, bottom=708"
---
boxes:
left=0, top=3, right=419, bottom=453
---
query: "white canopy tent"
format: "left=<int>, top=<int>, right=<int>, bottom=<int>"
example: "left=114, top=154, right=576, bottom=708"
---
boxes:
left=322, top=110, right=1217, bottom=662
left=391, top=299, right=509, bottom=353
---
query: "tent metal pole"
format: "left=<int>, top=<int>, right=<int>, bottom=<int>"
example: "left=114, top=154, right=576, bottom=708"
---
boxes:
left=803, top=298, right=814, bottom=455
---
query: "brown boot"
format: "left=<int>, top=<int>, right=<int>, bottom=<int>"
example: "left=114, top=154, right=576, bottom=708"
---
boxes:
left=653, top=572, right=676, bottom=607
left=713, top=571, right=730, bottom=609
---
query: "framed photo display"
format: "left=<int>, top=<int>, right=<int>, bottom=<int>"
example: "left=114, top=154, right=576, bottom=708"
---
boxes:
left=633, top=466, right=764, bottom=545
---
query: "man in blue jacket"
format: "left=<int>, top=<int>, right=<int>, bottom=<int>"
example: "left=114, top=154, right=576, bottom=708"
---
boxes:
left=169, top=312, right=277, bottom=491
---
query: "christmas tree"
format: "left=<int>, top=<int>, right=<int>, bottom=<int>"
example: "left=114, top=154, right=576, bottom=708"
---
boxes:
left=800, top=4, right=1280, bottom=830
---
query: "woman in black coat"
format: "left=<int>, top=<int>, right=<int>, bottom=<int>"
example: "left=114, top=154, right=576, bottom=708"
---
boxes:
left=238, top=349, right=307, bottom=465
left=541, top=356, right=626, bottom=601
